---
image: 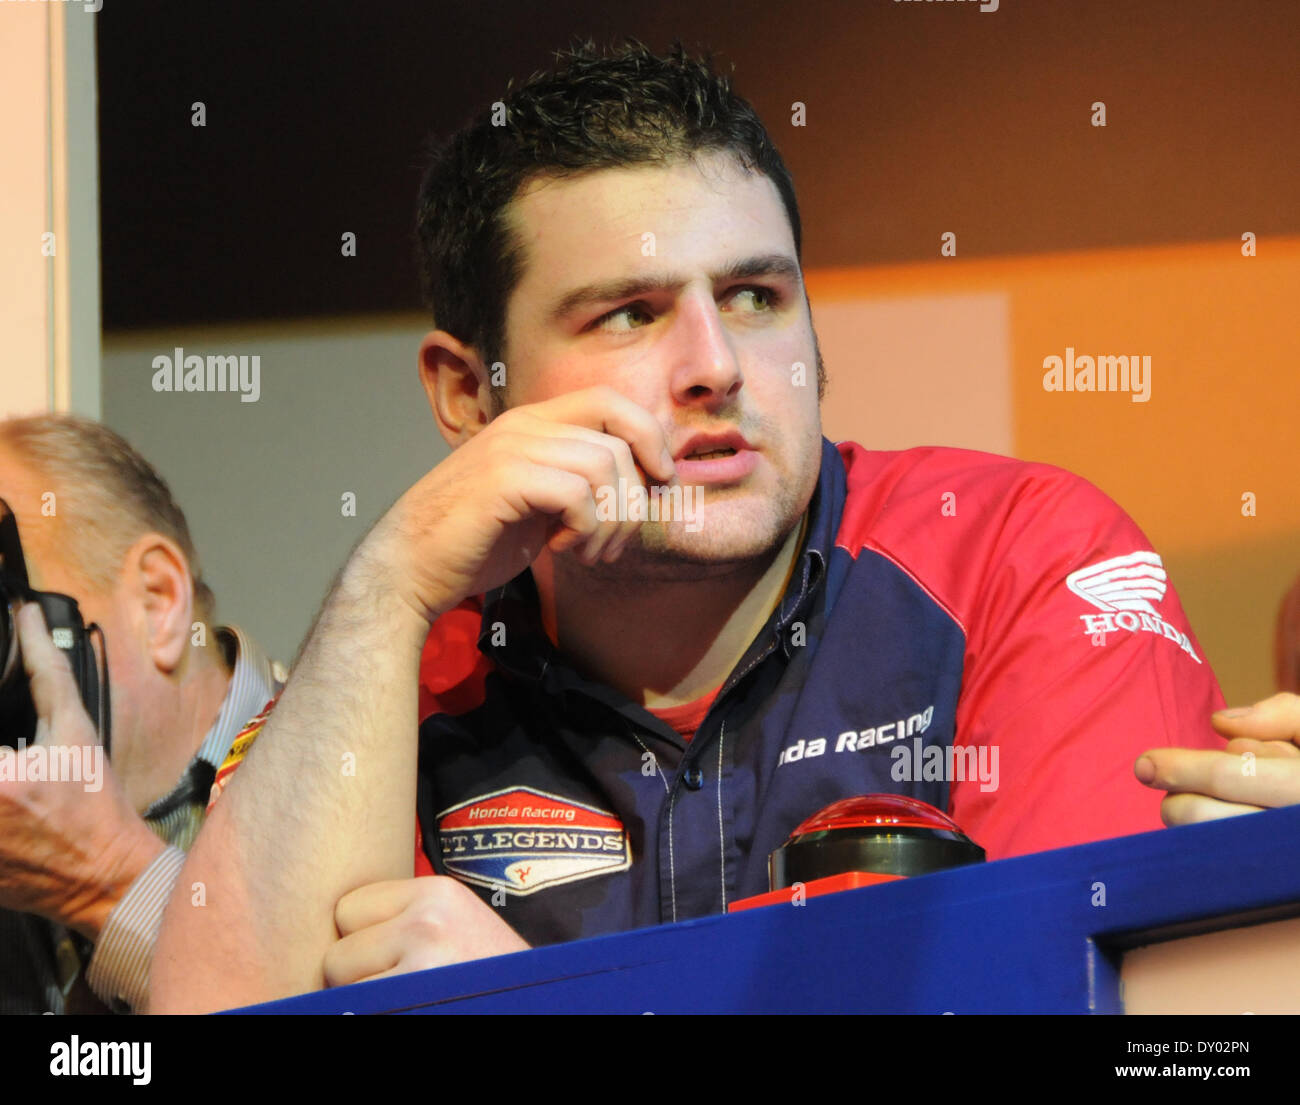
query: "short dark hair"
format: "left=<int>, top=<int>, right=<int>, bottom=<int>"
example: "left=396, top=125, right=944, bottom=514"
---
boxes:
left=414, top=36, right=808, bottom=401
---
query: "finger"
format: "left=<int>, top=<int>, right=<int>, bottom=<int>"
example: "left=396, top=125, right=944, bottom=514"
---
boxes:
left=334, top=878, right=420, bottom=937
left=511, top=463, right=601, bottom=558
left=499, top=419, right=649, bottom=562
left=1161, top=791, right=1267, bottom=827
left=14, top=603, right=90, bottom=744
left=506, top=433, right=642, bottom=563
left=528, top=387, right=675, bottom=483
left=336, top=932, right=473, bottom=984
left=344, top=955, right=458, bottom=985
left=1138, top=746, right=1300, bottom=808
left=506, top=415, right=646, bottom=505
left=1211, top=693, right=1300, bottom=745
left=322, top=921, right=402, bottom=988
left=343, top=965, right=414, bottom=985
left=1222, top=736, right=1300, bottom=759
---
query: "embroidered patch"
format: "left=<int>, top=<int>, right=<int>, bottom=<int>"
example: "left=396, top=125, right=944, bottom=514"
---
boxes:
left=1066, top=550, right=1201, bottom=663
left=436, top=786, right=631, bottom=896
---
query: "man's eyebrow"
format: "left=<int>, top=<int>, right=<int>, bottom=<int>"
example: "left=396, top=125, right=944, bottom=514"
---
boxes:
left=546, top=253, right=802, bottom=323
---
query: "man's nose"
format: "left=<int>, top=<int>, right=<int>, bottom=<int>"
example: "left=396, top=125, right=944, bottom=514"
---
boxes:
left=666, top=291, right=744, bottom=406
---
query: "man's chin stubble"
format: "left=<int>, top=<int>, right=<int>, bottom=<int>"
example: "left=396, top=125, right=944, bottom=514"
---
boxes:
left=564, top=515, right=797, bottom=587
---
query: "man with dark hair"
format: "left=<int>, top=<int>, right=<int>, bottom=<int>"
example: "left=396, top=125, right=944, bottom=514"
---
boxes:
left=413, top=38, right=821, bottom=409
left=0, top=414, right=282, bottom=1012
left=151, top=39, right=1226, bottom=1012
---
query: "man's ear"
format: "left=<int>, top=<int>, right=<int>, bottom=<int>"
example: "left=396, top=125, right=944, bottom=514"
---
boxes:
left=122, top=533, right=194, bottom=675
left=418, top=330, right=497, bottom=449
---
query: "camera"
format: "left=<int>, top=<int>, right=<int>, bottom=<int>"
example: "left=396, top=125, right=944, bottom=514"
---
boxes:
left=0, top=498, right=110, bottom=751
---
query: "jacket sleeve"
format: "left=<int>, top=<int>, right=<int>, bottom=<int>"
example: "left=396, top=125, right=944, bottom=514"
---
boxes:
left=945, top=466, right=1226, bottom=861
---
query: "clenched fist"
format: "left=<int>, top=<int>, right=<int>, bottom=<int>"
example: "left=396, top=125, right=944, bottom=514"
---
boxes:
left=323, top=876, right=529, bottom=986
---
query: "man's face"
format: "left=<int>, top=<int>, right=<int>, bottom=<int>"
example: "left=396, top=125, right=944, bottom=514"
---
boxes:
left=495, top=150, right=824, bottom=573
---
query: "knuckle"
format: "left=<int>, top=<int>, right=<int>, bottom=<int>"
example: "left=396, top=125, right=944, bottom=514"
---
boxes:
left=489, top=448, right=524, bottom=482
left=486, top=431, right=520, bottom=460
left=596, top=444, right=623, bottom=480
left=608, top=437, right=635, bottom=469
left=565, top=469, right=595, bottom=500
left=404, top=907, right=444, bottom=945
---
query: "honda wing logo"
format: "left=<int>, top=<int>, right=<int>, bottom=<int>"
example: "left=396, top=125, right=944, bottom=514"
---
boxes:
left=1066, top=551, right=1200, bottom=663
left=1067, top=550, right=1166, bottom=614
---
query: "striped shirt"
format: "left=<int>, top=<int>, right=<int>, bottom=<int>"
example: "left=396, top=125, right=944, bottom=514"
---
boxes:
left=0, top=625, right=281, bottom=1014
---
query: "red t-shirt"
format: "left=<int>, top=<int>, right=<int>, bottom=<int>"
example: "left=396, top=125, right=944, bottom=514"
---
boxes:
left=645, top=685, right=724, bottom=743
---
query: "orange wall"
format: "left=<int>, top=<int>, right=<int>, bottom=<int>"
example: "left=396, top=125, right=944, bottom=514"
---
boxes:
left=806, top=237, right=1300, bottom=706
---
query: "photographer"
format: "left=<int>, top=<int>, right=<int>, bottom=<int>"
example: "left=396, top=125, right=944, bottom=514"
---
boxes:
left=0, top=415, right=281, bottom=1013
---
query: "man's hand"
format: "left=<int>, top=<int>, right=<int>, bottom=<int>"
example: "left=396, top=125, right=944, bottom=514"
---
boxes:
left=364, top=386, right=676, bottom=625
left=322, top=876, right=529, bottom=986
left=154, top=388, right=662, bottom=1010
left=1135, top=692, right=1300, bottom=825
left=0, top=603, right=164, bottom=939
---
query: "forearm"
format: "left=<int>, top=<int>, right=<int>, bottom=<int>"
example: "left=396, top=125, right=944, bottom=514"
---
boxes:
left=149, top=542, right=435, bottom=1012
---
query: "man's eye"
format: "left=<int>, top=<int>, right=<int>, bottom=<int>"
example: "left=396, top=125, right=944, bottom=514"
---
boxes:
left=589, top=287, right=782, bottom=333
left=731, top=286, right=781, bottom=312
left=592, top=303, right=654, bottom=333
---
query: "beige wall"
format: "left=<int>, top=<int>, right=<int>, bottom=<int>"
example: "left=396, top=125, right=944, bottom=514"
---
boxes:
left=102, top=317, right=450, bottom=664
left=814, top=291, right=1013, bottom=455
left=1123, top=915, right=1300, bottom=1014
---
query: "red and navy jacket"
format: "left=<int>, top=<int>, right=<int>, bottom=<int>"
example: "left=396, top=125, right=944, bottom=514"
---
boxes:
left=414, top=436, right=1226, bottom=948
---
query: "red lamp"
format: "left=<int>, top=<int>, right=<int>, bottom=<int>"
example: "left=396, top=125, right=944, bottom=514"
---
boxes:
left=729, top=794, right=985, bottom=912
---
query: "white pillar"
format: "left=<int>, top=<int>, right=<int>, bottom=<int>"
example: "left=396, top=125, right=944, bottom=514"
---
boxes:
left=0, top=0, right=101, bottom=418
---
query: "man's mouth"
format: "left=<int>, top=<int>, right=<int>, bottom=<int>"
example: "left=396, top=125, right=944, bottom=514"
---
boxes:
left=671, top=434, right=759, bottom=485
left=673, top=430, right=753, bottom=462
